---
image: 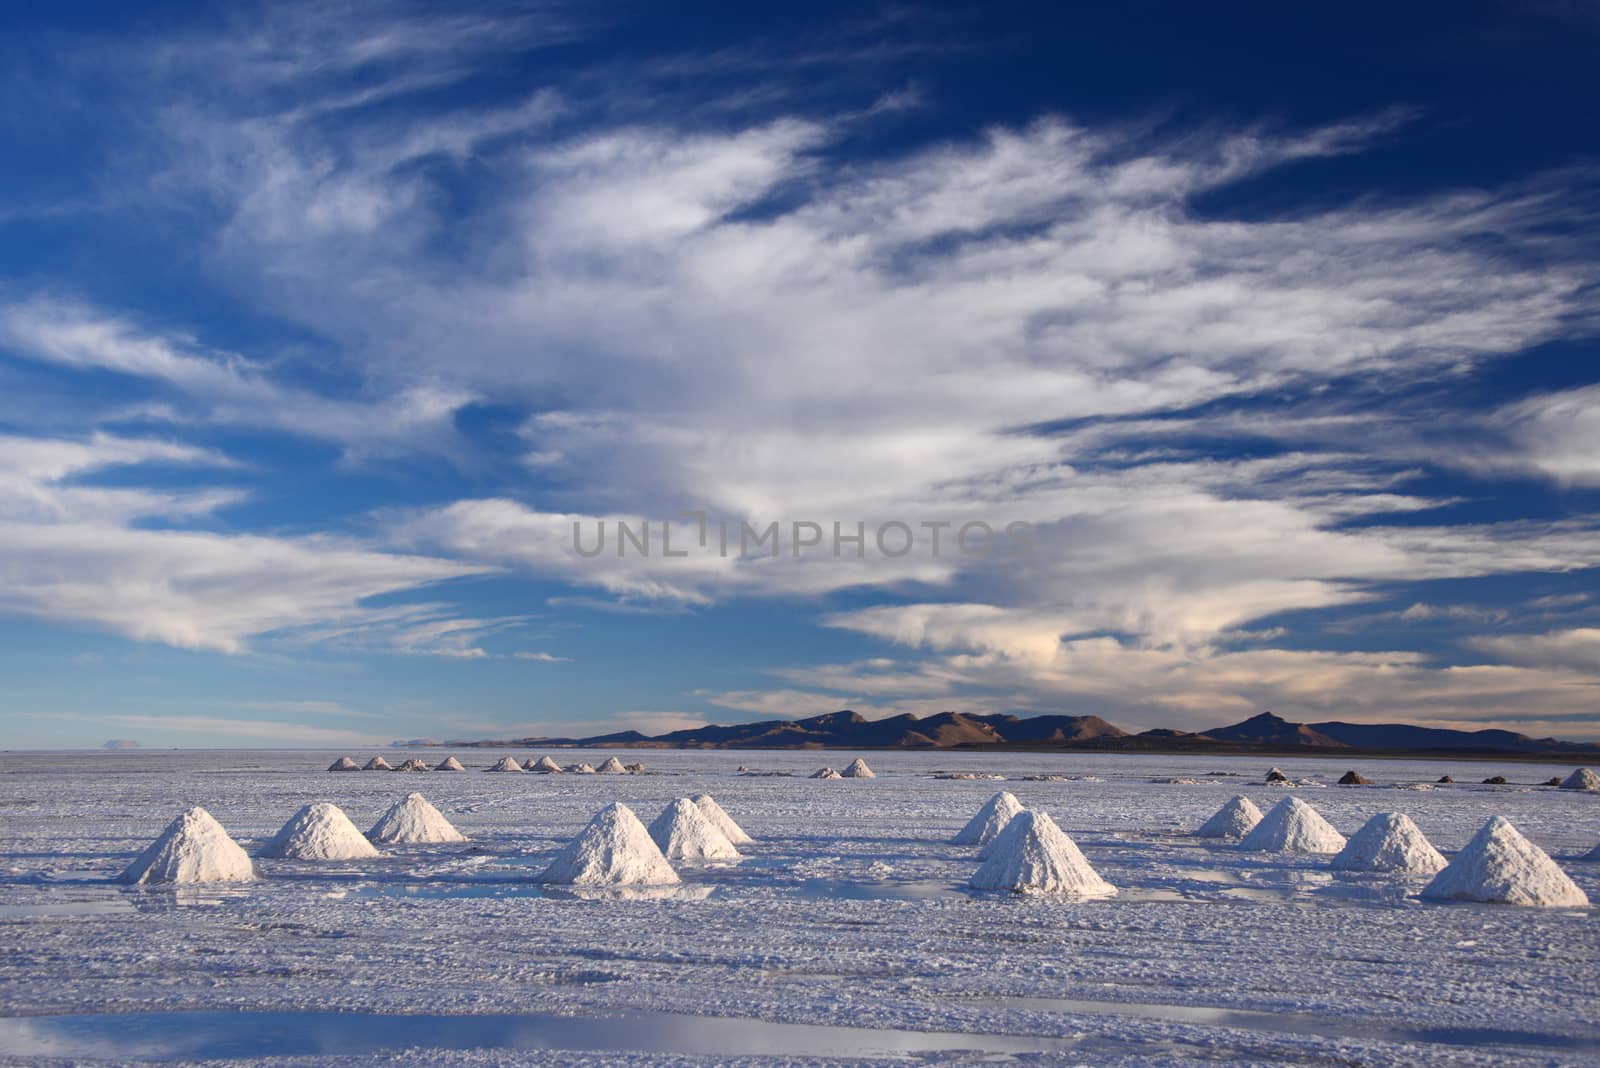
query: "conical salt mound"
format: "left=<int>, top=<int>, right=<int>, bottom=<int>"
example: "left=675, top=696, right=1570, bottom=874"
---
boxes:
left=261, top=802, right=380, bottom=860
left=692, top=794, right=753, bottom=845
left=649, top=798, right=741, bottom=862
left=329, top=756, right=360, bottom=772
left=485, top=756, right=524, bottom=773
left=120, top=807, right=256, bottom=885
left=953, top=791, right=1024, bottom=846
left=1561, top=767, right=1600, bottom=792
left=1195, top=796, right=1263, bottom=839
left=541, top=802, right=680, bottom=886
left=811, top=767, right=841, bottom=779
left=1422, top=817, right=1588, bottom=907
left=1238, top=796, right=1346, bottom=854
left=597, top=756, right=628, bottom=774
left=396, top=758, right=430, bottom=772
left=968, top=810, right=1116, bottom=897
left=368, top=792, right=467, bottom=844
left=363, top=757, right=392, bottom=771
left=434, top=757, right=465, bottom=771
left=568, top=763, right=596, bottom=774
left=529, top=756, right=563, bottom=773
left=841, top=758, right=875, bottom=779
left=1331, top=812, right=1446, bottom=874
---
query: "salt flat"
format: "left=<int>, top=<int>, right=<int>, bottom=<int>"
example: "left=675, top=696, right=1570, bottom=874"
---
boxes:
left=1, top=749, right=1597, bottom=1066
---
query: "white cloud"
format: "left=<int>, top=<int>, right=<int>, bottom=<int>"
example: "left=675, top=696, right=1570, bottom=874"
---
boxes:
left=5, top=7, right=1600, bottom=733
left=0, top=301, right=473, bottom=457
left=1494, top=384, right=1600, bottom=487
left=1467, top=628, right=1600, bottom=673
left=732, top=638, right=1600, bottom=736
left=102, top=713, right=384, bottom=747
left=0, top=431, right=493, bottom=654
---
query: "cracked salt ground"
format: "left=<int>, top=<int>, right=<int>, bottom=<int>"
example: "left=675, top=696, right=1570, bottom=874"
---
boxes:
left=2, top=749, right=1597, bottom=1066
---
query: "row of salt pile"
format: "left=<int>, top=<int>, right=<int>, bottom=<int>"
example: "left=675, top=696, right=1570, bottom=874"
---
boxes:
left=119, top=793, right=752, bottom=888
left=331, top=755, right=644, bottom=774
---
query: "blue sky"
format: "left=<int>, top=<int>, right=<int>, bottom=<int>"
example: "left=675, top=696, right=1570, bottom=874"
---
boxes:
left=2, top=1, right=1598, bottom=748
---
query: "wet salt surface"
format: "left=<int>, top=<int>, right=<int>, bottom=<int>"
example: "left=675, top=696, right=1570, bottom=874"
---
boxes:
left=2, top=748, right=1599, bottom=1065
left=0, top=1010, right=1092, bottom=1061
left=958, top=995, right=1600, bottom=1053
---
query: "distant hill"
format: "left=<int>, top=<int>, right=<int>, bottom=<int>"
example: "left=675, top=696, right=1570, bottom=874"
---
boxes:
left=1305, top=720, right=1575, bottom=753
left=438, top=708, right=1596, bottom=758
left=1199, top=712, right=1344, bottom=747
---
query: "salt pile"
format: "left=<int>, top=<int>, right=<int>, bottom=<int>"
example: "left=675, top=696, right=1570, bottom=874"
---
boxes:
left=328, top=757, right=359, bottom=772
left=434, top=757, right=465, bottom=771
left=261, top=802, right=380, bottom=860
left=1238, top=796, right=1346, bottom=853
left=529, top=756, right=563, bottom=773
left=841, top=758, right=875, bottom=779
left=969, top=810, right=1116, bottom=897
left=597, top=756, right=629, bottom=774
left=692, top=794, right=753, bottom=844
left=363, top=757, right=393, bottom=771
left=485, top=756, right=524, bottom=773
left=811, top=767, right=842, bottom=779
left=367, top=792, right=467, bottom=844
left=649, top=798, right=741, bottom=862
left=396, top=758, right=430, bottom=772
left=1265, top=767, right=1288, bottom=783
left=1194, top=795, right=1263, bottom=839
left=568, top=762, right=597, bottom=774
left=1421, top=816, right=1588, bottom=907
left=541, top=802, right=680, bottom=886
left=1331, top=812, right=1446, bottom=874
left=952, top=791, right=1024, bottom=846
left=120, top=807, right=255, bottom=885
left=1561, top=767, right=1600, bottom=792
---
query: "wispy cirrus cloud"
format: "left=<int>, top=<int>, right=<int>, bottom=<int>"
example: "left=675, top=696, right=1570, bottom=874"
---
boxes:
left=0, top=430, right=493, bottom=654
left=1, top=1, right=1597, bottom=738
left=0, top=300, right=474, bottom=458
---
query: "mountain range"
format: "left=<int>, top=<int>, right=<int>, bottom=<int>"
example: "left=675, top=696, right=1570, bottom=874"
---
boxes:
left=430, top=710, right=1598, bottom=758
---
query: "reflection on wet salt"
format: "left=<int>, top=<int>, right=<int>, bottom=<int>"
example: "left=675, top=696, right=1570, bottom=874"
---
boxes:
left=797, top=878, right=964, bottom=902
left=348, top=881, right=717, bottom=902
left=0, top=1009, right=1100, bottom=1061
left=0, top=894, right=135, bottom=920
left=957, top=995, right=1600, bottom=1053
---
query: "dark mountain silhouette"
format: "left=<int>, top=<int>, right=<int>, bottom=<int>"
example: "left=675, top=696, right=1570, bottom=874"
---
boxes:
left=437, top=707, right=1595, bottom=757
left=1305, top=721, right=1574, bottom=753
left=1199, top=712, right=1344, bottom=747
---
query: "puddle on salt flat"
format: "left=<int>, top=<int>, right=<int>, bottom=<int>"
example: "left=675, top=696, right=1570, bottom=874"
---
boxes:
left=955, top=995, right=1600, bottom=1053
left=350, top=881, right=716, bottom=903
left=123, top=886, right=257, bottom=912
left=797, top=878, right=965, bottom=902
left=0, top=894, right=135, bottom=920
left=0, top=1009, right=1131, bottom=1062
left=0, top=884, right=263, bottom=919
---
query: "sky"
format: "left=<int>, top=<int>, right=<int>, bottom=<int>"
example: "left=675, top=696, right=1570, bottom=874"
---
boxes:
left=1, top=0, right=1598, bottom=748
